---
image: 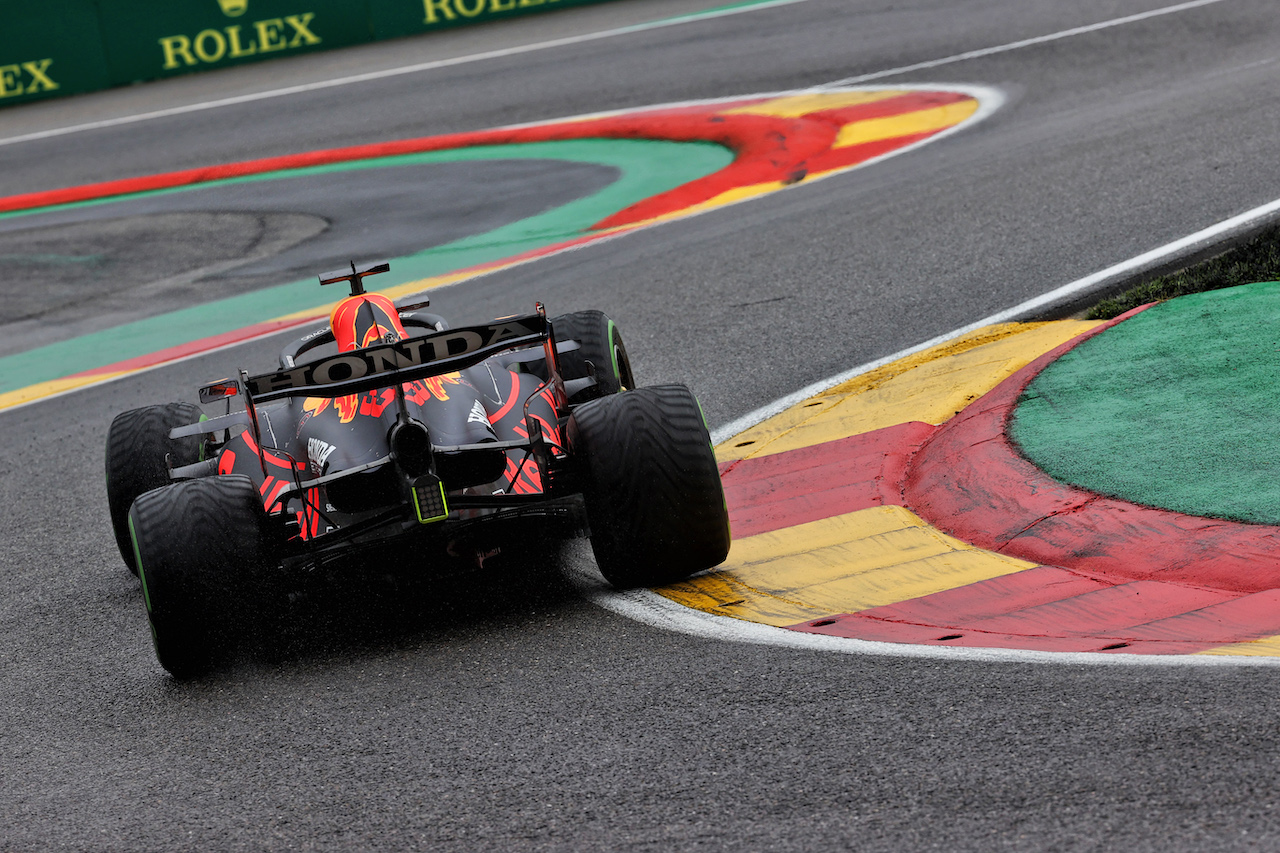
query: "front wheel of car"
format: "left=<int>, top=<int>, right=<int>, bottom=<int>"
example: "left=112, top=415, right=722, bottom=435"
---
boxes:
left=129, top=475, right=270, bottom=679
left=552, top=310, right=635, bottom=403
left=105, top=402, right=206, bottom=575
left=568, top=385, right=730, bottom=588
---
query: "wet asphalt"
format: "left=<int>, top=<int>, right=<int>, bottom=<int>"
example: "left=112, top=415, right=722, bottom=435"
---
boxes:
left=3, top=0, right=1280, bottom=849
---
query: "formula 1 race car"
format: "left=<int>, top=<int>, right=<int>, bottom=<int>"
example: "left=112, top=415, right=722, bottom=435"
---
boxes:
left=105, top=261, right=730, bottom=678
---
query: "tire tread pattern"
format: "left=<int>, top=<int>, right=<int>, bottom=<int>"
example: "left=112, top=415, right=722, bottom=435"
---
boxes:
left=129, top=475, right=268, bottom=678
left=552, top=310, right=634, bottom=402
left=569, top=385, right=730, bottom=588
left=105, top=402, right=204, bottom=574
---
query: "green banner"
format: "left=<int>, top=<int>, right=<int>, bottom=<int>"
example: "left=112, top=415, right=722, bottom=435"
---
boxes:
left=96, top=0, right=374, bottom=83
left=367, top=0, right=621, bottom=38
left=0, top=0, right=622, bottom=107
left=0, top=0, right=112, bottom=105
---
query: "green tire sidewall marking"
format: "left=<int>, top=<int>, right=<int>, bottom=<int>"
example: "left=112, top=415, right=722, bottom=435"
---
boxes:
left=1011, top=281, right=1280, bottom=525
left=693, top=394, right=714, bottom=448
left=0, top=138, right=732, bottom=394
left=129, top=513, right=152, bottom=616
left=607, top=319, right=621, bottom=383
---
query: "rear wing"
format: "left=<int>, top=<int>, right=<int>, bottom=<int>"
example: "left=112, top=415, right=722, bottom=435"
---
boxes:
left=245, top=312, right=548, bottom=403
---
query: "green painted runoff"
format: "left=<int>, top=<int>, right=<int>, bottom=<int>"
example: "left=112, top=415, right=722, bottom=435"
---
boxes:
left=1011, top=281, right=1280, bottom=524
left=0, top=138, right=732, bottom=393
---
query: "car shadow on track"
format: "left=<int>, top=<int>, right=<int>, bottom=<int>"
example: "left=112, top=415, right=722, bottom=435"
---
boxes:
left=240, top=532, right=588, bottom=672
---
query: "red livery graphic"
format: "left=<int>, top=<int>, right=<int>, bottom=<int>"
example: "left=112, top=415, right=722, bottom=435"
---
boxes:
left=104, top=260, right=730, bottom=677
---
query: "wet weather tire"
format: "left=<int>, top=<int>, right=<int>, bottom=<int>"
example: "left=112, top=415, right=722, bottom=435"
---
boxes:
left=569, top=384, right=730, bottom=588
left=105, top=402, right=205, bottom=575
left=552, top=310, right=634, bottom=403
left=129, top=475, right=270, bottom=679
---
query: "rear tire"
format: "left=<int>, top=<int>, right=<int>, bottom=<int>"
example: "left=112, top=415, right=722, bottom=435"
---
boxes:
left=105, top=402, right=205, bottom=575
left=129, top=475, right=270, bottom=679
left=552, top=310, right=634, bottom=403
left=568, top=385, right=730, bottom=588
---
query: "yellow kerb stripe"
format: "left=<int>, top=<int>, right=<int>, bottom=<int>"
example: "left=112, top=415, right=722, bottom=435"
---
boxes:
left=655, top=506, right=1036, bottom=626
left=0, top=372, right=129, bottom=410
left=720, top=90, right=908, bottom=118
left=0, top=267, right=507, bottom=412
left=834, top=100, right=979, bottom=149
left=717, top=320, right=1105, bottom=463
left=1196, top=636, right=1280, bottom=657
left=601, top=181, right=789, bottom=232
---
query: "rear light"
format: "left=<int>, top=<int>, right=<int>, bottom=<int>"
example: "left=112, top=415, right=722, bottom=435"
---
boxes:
left=411, top=475, right=448, bottom=524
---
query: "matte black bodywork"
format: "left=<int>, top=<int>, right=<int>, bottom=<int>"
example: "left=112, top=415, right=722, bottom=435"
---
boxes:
left=172, top=294, right=592, bottom=573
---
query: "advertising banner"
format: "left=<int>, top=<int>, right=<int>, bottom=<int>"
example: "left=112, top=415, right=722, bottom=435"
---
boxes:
left=367, top=0, right=619, bottom=39
left=0, top=0, right=112, bottom=105
left=1, top=0, right=618, bottom=107
left=96, top=0, right=375, bottom=84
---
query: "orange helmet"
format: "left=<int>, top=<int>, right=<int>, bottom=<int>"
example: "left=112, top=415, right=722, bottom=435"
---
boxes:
left=329, top=293, right=409, bottom=353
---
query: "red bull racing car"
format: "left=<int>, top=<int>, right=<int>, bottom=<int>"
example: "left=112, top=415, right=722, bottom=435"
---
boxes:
left=105, top=261, right=730, bottom=677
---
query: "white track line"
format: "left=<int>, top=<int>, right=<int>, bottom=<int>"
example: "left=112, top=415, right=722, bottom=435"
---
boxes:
left=0, top=0, right=810, bottom=149
left=828, top=0, right=1232, bottom=85
left=0, top=83, right=1003, bottom=417
left=0, top=0, right=1231, bottom=148
left=9, top=0, right=1272, bottom=662
left=643, top=196, right=1280, bottom=667
left=561, top=546, right=1280, bottom=667
left=711, top=195, right=1280, bottom=447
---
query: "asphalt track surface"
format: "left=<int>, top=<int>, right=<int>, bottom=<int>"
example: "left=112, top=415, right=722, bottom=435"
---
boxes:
left=0, top=160, right=618, bottom=358
left=4, top=0, right=1280, bottom=849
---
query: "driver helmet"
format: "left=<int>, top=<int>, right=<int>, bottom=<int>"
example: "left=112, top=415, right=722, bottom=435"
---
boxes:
left=330, top=293, right=409, bottom=352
